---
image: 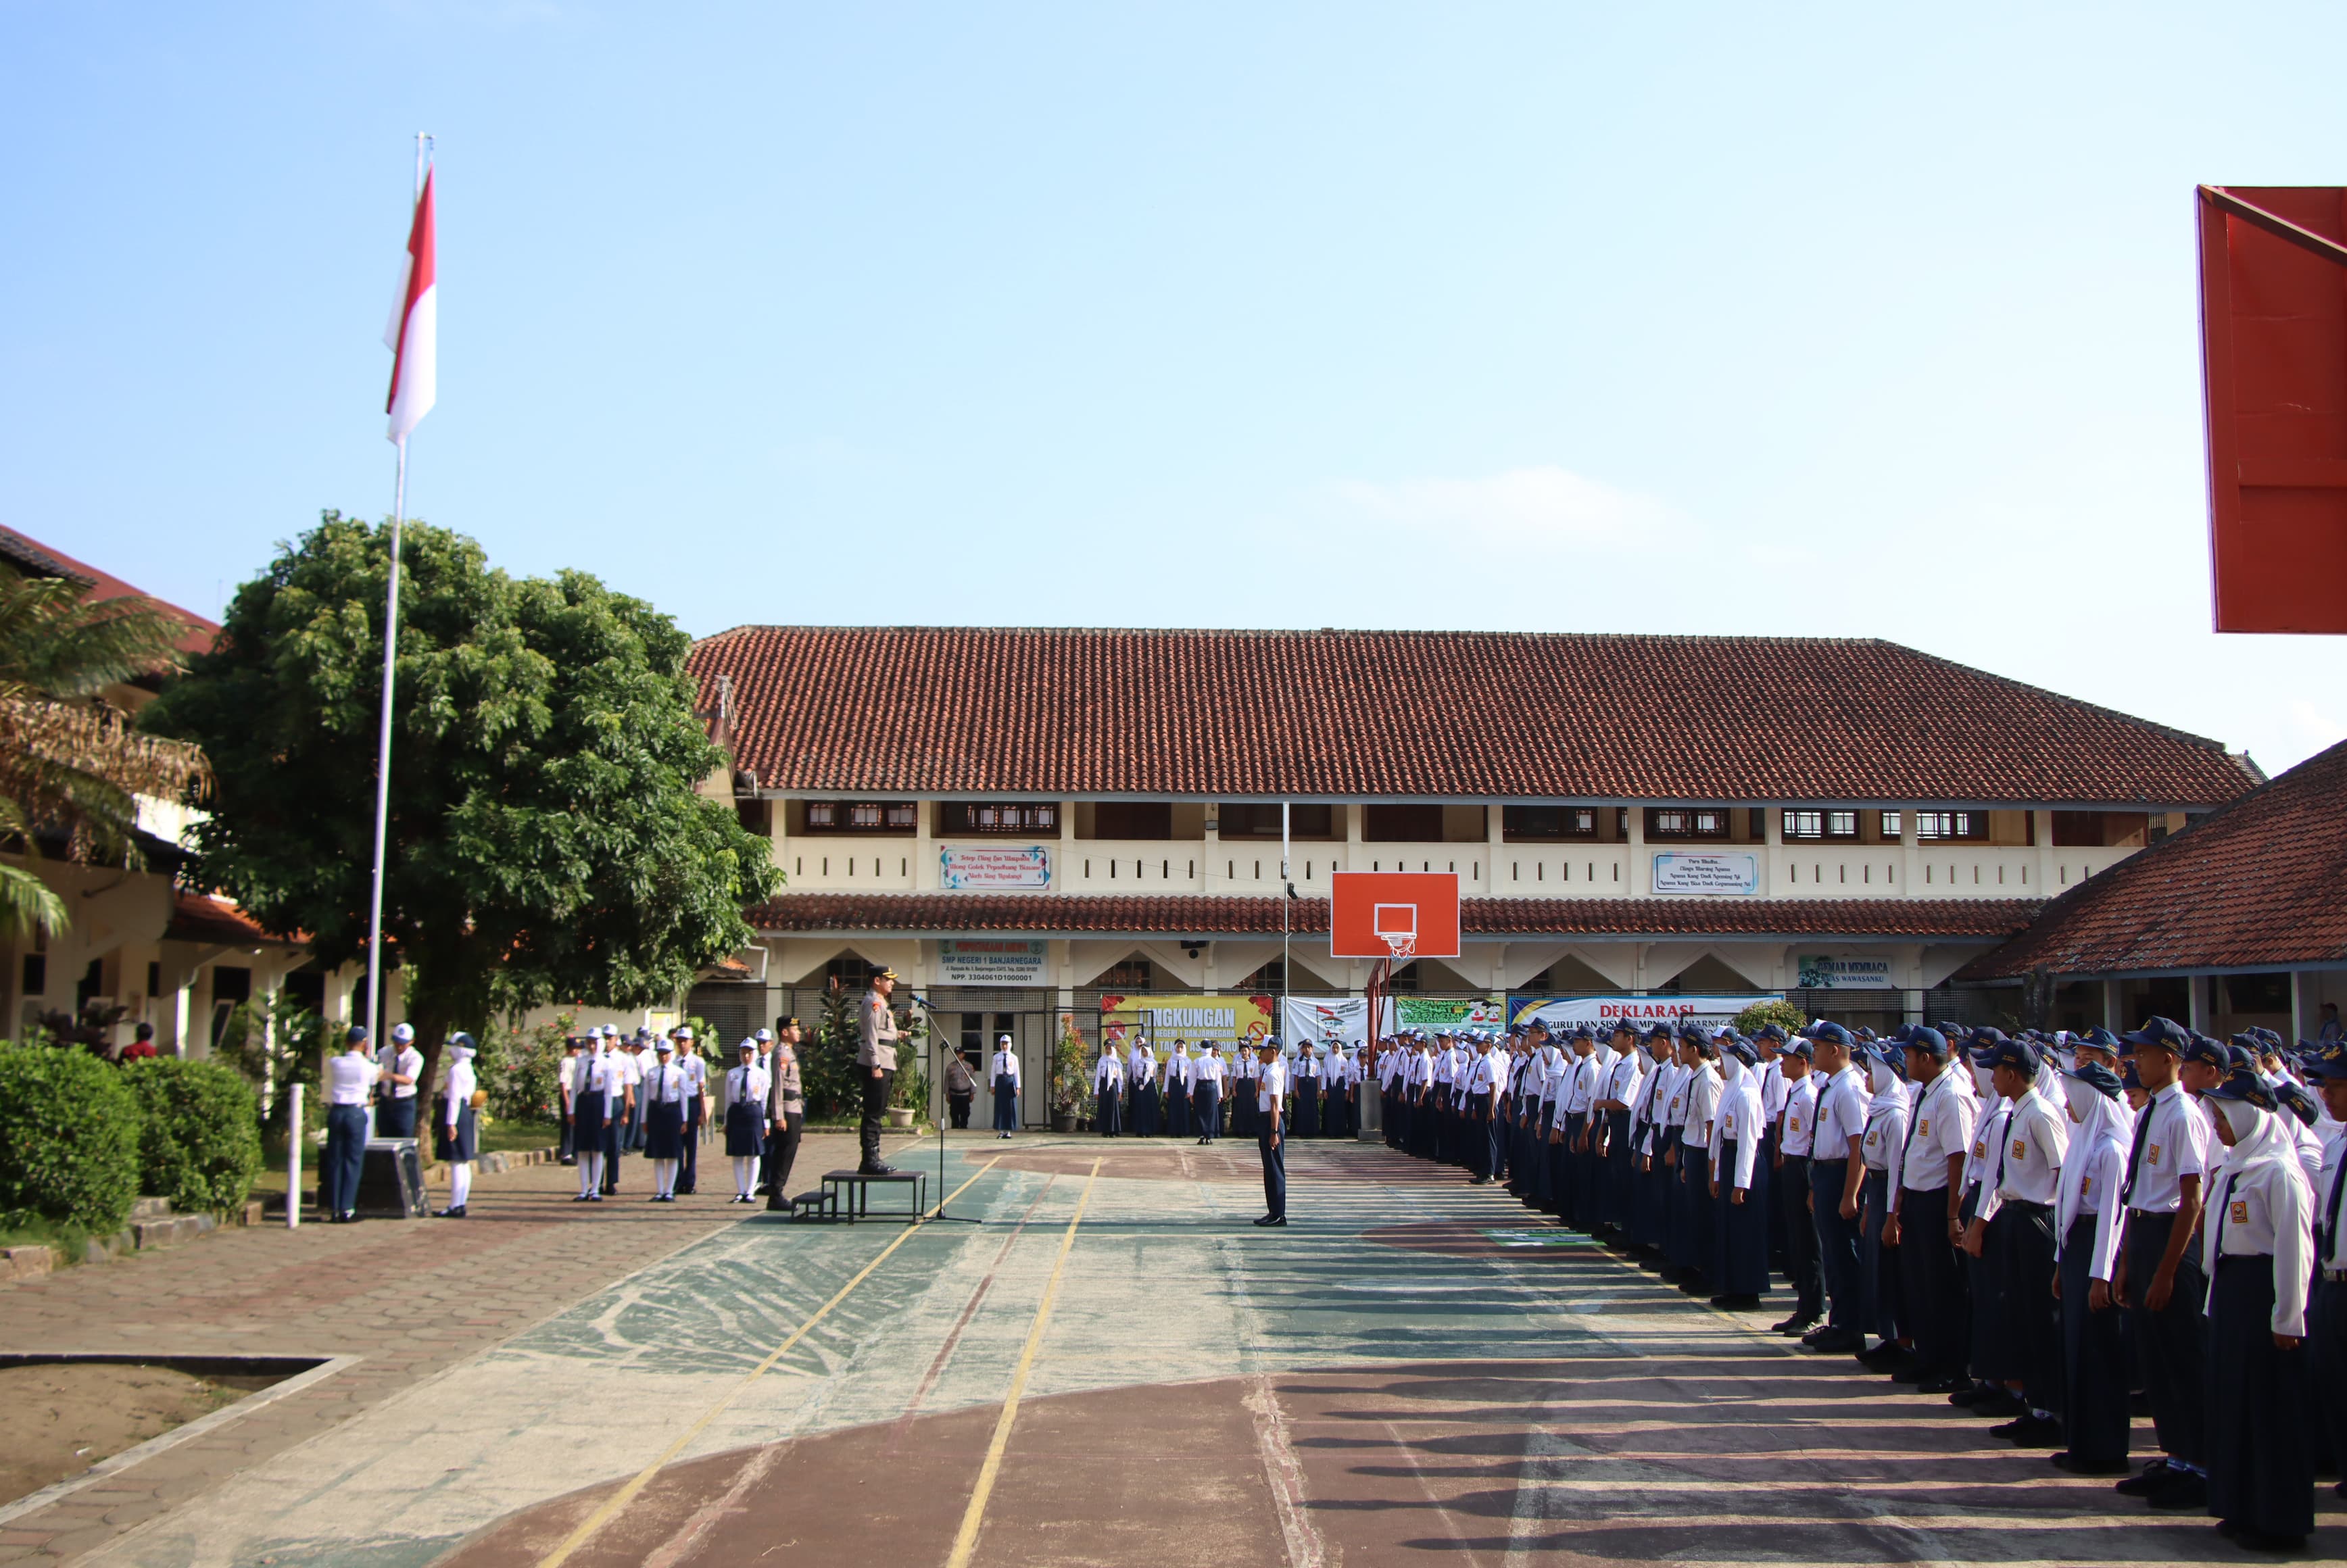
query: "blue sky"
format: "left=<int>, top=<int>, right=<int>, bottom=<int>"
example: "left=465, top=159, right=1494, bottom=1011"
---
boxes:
left=8, top=3, right=2347, bottom=777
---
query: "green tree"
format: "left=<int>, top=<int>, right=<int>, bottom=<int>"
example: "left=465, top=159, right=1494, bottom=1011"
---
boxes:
left=1732, top=998, right=1807, bottom=1037
left=141, top=513, right=781, bottom=1093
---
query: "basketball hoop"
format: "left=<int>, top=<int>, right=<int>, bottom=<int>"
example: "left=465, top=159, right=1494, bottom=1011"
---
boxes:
left=1378, top=931, right=1416, bottom=967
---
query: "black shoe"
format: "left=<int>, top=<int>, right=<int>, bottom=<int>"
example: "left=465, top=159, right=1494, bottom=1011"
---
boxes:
left=1946, top=1382, right=1989, bottom=1407
left=571, top=1194, right=592, bottom=1203
left=1469, top=1175, right=1493, bottom=1185
left=1266, top=1215, right=1286, bottom=1225
left=1805, top=1329, right=1864, bottom=1353
left=857, top=1163, right=896, bottom=1177
left=2050, top=1452, right=2130, bottom=1476
left=2228, top=1527, right=2307, bottom=1552
left=1855, top=1341, right=1904, bottom=1369
left=2114, top=1462, right=2175, bottom=1497
left=1772, top=1314, right=1820, bottom=1336
left=766, top=1196, right=793, bottom=1213
left=2145, top=1471, right=2208, bottom=1509
left=1889, top=1362, right=1927, bottom=1385
left=1990, top=1415, right=2061, bottom=1446
left=1916, top=1374, right=1971, bottom=1396
left=435, top=1204, right=466, bottom=1218
left=1970, top=1388, right=2027, bottom=1419
left=1254, top=1214, right=1280, bottom=1225
left=1711, top=1293, right=1760, bottom=1309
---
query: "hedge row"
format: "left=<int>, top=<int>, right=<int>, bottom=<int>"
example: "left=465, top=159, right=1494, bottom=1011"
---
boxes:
left=0, top=1045, right=260, bottom=1233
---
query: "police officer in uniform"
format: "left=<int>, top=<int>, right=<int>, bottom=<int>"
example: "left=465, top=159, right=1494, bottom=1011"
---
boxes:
left=766, top=1022, right=806, bottom=1211
left=856, top=970, right=901, bottom=1175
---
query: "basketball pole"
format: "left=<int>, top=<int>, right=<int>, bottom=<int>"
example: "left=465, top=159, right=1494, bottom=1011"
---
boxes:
left=1280, top=800, right=1292, bottom=1050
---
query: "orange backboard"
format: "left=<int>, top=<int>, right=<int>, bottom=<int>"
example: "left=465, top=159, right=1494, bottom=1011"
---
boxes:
left=1329, top=871, right=1461, bottom=958
left=2199, top=184, right=2347, bottom=633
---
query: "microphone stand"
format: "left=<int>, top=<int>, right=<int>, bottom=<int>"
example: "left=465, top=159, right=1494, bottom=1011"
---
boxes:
left=905, top=991, right=982, bottom=1224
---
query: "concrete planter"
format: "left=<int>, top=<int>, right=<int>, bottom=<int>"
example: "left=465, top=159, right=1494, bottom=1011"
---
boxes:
left=885, top=1107, right=916, bottom=1129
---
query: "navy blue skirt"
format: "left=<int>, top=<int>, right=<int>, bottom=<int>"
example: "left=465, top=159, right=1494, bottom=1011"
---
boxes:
left=723, top=1100, right=763, bottom=1156
left=574, top=1089, right=606, bottom=1148
left=645, top=1099, right=685, bottom=1160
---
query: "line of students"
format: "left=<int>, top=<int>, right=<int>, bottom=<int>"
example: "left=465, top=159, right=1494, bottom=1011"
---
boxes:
left=1089, top=1035, right=1367, bottom=1144
left=559, top=1023, right=810, bottom=1209
left=1370, top=1014, right=2346, bottom=1554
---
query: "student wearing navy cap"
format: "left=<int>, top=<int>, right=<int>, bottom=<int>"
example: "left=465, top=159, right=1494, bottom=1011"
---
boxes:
left=2110, top=1016, right=2216, bottom=1507
left=1966, top=1035, right=2070, bottom=1447
left=2200, top=1067, right=2317, bottom=1550
left=1804, top=1024, right=1870, bottom=1353
left=1888, top=1026, right=1976, bottom=1392
left=1855, top=1042, right=1912, bottom=1370
left=1770, top=1036, right=1823, bottom=1335
left=2304, top=1039, right=2347, bottom=1502
left=2051, top=1059, right=2131, bottom=1474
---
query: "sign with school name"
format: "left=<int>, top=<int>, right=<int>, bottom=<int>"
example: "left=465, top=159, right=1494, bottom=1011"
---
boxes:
left=1508, top=994, right=1785, bottom=1035
left=1795, top=954, right=1896, bottom=989
left=938, top=844, right=1051, bottom=889
left=936, top=939, right=1050, bottom=985
left=1651, top=851, right=1760, bottom=896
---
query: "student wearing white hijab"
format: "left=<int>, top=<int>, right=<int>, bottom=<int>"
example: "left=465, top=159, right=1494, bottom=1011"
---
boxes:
left=1708, top=1036, right=1769, bottom=1308
left=2051, top=1059, right=2132, bottom=1475
left=2199, top=1067, right=2317, bottom=1550
left=1856, top=1043, right=1912, bottom=1367
left=435, top=1033, right=480, bottom=1219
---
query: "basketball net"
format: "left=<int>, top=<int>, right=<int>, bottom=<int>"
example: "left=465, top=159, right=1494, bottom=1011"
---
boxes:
left=1378, top=931, right=1416, bottom=967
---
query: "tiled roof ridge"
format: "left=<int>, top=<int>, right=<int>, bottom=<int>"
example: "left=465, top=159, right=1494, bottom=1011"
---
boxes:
left=1960, top=733, right=2347, bottom=978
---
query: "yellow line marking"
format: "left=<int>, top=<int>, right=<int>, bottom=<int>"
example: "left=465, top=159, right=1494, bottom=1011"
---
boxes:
left=535, top=1156, right=1002, bottom=1568
left=944, top=1156, right=1101, bottom=1568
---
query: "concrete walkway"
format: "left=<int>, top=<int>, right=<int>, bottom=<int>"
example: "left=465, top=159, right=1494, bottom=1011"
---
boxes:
left=2, top=1132, right=2338, bottom=1566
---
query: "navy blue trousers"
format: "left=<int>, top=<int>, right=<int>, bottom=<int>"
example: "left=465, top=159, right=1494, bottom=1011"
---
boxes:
left=1259, top=1125, right=1286, bottom=1219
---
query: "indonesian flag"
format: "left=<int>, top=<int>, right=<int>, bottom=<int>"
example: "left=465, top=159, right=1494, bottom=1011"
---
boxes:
left=383, top=168, right=437, bottom=444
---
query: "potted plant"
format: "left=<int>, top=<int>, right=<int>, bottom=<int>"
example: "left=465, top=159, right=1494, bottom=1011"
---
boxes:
left=1048, top=1015, right=1089, bottom=1133
left=888, top=1009, right=929, bottom=1129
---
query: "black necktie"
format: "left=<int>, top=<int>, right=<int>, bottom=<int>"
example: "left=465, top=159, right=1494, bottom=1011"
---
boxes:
left=2324, top=1152, right=2347, bottom=1265
left=1902, top=1079, right=1933, bottom=1162
left=1990, top=1103, right=2014, bottom=1194
left=2210, top=1169, right=2234, bottom=1260
left=2119, top=1096, right=2157, bottom=1206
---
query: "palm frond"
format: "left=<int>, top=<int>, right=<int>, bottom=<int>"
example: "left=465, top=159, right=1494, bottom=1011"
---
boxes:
left=0, top=563, right=195, bottom=697
left=0, top=860, right=68, bottom=942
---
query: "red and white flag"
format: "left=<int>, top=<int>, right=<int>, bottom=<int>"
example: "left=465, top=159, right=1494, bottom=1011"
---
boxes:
left=383, top=167, right=437, bottom=444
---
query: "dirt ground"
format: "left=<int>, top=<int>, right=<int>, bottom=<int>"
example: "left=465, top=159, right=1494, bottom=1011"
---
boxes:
left=0, top=1365, right=236, bottom=1509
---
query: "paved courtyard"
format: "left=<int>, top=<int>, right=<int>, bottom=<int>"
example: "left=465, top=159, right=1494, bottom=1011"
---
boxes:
left=1, top=1131, right=2338, bottom=1567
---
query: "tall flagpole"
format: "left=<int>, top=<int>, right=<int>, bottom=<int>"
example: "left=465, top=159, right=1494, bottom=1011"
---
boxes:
left=366, top=132, right=429, bottom=1050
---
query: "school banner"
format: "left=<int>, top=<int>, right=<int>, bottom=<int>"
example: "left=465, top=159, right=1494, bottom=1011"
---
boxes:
left=1098, top=992, right=1274, bottom=1050
left=1508, top=994, right=1782, bottom=1035
left=1283, top=996, right=1372, bottom=1052
left=1384, top=996, right=1509, bottom=1034
left=1794, top=954, right=1895, bottom=989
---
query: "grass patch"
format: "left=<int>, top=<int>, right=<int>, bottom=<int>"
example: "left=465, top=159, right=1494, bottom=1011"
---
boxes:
left=0, top=1212, right=95, bottom=1265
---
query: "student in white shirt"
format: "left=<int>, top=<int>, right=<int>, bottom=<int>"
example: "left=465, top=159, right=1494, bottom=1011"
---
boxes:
left=1855, top=1044, right=1912, bottom=1363
left=639, top=1038, right=689, bottom=1201
left=1709, top=1037, right=1768, bottom=1308
left=1964, top=1036, right=2071, bottom=1446
left=1804, top=1023, right=1870, bottom=1352
left=1253, top=1039, right=1288, bottom=1225
left=720, top=1040, right=770, bottom=1202
left=1092, top=1048, right=1126, bottom=1137
left=322, top=1025, right=379, bottom=1223
left=2200, top=1067, right=2317, bottom=1550
left=2051, top=1059, right=2131, bottom=1474
left=433, top=1032, right=481, bottom=1218
left=377, top=1022, right=423, bottom=1139
left=1192, top=1042, right=1227, bottom=1146
left=990, top=1036, right=1021, bottom=1140
left=2300, top=1041, right=2347, bottom=1504
left=1770, top=1037, right=1822, bottom=1333
left=1886, top=1026, right=1976, bottom=1391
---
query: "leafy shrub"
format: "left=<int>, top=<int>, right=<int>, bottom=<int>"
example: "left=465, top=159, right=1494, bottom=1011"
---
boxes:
left=0, top=1042, right=141, bottom=1231
left=476, top=1011, right=574, bottom=1122
left=213, top=991, right=324, bottom=1145
left=1733, top=999, right=1807, bottom=1037
left=122, top=1056, right=262, bottom=1215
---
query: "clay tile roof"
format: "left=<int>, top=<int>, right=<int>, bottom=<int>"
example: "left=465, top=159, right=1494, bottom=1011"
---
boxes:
left=164, top=890, right=297, bottom=947
left=688, top=627, right=2258, bottom=807
left=1960, top=736, right=2347, bottom=979
left=0, top=523, right=220, bottom=658
left=748, top=891, right=2040, bottom=943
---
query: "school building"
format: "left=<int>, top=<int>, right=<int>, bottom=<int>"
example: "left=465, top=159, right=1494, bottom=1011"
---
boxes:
left=683, top=625, right=2263, bottom=1102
